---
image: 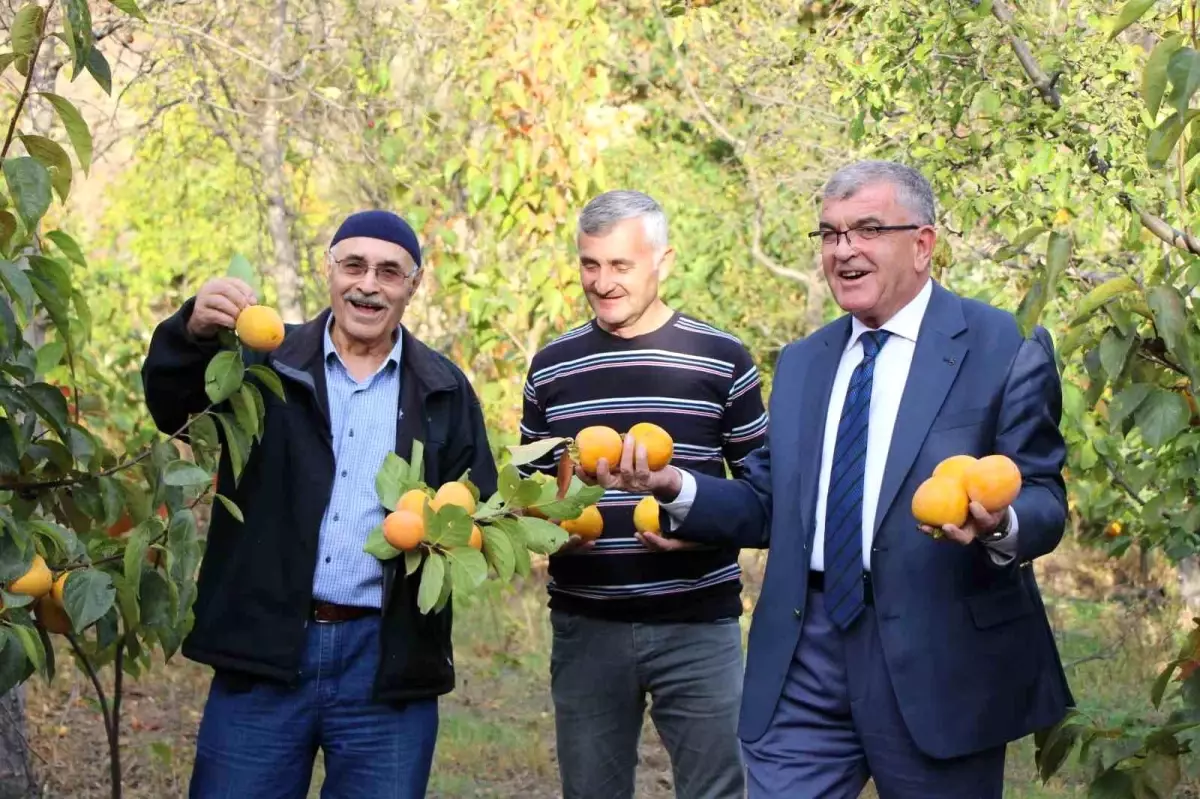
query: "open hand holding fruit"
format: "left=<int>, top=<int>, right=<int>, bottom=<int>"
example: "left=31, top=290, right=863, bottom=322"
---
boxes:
left=632, top=495, right=699, bottom=552
left=574, top=423, right=681, bottom=500
left=912, top=453, right=1022, bottom=546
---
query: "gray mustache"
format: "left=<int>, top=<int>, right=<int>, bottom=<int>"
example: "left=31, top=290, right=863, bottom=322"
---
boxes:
left=345, top=292, right=387, bottom=309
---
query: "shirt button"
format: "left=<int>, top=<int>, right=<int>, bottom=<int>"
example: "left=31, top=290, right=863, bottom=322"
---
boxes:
left=349, top=429, right=354, bottom=437
left=325, top=557, right=331, bottom=564
left=333, top=514, right=340, bottom=522
left=341, top=470, right=347, bottom=478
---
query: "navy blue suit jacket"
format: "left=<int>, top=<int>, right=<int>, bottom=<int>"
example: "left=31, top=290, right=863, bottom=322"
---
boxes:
left=673, top=281, right=1073, bottom=760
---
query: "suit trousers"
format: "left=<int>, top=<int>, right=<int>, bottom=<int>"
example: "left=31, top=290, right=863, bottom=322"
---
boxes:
left=741, top=587, right=1006, bottom=799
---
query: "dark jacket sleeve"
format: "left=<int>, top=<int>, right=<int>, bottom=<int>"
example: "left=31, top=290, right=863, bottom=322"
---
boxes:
left=1001, top=325, right=1068, bottom=563
left=141, top=297, right=223, bottom=436
left=448, top=376, right=498, bottom=501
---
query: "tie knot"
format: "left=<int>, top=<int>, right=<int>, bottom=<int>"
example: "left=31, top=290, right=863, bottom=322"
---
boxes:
left=861, top=330, right=890, bottom=359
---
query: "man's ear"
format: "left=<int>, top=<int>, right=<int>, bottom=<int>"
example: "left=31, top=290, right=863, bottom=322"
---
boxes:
left=914, top=227, right=937, bottom=272
left=657, top=246, right=677, bottom=282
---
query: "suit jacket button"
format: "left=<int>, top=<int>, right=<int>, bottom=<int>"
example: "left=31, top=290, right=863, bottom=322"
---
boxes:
left=793, top=608, right=802, bottom=618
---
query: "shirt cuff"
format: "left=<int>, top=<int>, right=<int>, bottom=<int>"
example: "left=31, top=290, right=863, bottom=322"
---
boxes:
left=660, top=468, right=696, bottom=531
left=982, top=506, right=1019, bottom=565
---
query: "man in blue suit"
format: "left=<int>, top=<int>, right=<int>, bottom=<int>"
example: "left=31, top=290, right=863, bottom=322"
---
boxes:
left=586, top=160, right=1073, bottom=797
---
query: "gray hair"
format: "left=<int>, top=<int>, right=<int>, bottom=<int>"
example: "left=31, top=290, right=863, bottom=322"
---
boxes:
left=821, top=160, right=936, bottom=226
left=577, top=190, right=669, bottom=252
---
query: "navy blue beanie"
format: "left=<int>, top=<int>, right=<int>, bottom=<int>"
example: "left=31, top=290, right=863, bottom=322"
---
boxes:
left=330, top=210, right=422, bottom=268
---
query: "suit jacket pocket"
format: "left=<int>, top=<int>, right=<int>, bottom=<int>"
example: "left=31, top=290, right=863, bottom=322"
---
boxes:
left=929, top=407, right=990, bottom=432
left=967, top=583, right=1034, bottom=629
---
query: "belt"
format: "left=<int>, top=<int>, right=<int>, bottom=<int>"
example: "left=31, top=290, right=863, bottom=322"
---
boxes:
left=808, top=570, right=874, bottom=605
left=311, top=601, right=380, bottom=623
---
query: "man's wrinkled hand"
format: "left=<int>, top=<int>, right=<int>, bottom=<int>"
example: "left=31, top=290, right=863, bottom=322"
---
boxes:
left=554, top=534, right=595, bottom=554
left=919, top=501, right=1008, bottom=546
left=187, top=277, right=258, bottom=339
left=574, top=433, right=682, bottom=501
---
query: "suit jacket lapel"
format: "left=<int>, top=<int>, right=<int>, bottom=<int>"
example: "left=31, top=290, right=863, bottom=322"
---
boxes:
left=796, top=318, right=851, bottom=534
left=873, top=283, right=968, bottom=535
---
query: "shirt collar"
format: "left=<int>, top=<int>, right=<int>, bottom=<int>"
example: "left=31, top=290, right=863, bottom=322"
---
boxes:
left=845, top=277, right=933, bottom=353
left=323, top=316, right=404, bottom=372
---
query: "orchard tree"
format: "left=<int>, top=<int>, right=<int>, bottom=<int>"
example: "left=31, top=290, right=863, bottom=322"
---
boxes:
left=0, top=2, right=279, bottom=795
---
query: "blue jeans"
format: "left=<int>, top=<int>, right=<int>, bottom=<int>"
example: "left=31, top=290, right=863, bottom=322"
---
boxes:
left=549, top=610, right=746, bottom=799
left=189, top=615, right=438, bottom=799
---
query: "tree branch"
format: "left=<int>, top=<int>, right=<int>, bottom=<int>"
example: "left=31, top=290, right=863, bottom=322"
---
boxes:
left=989, top=0, right=1200, bottom=255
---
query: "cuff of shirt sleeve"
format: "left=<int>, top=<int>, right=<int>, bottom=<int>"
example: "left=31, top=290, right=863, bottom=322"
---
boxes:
left=660, top=469, right=696, bottom=531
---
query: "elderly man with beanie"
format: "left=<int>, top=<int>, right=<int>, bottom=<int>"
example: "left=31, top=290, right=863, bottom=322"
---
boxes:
left=141, top=210, right=498, bottom=798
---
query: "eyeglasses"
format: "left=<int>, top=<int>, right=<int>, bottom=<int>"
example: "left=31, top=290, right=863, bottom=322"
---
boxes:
left=328, top=253, right=419, bottom=286
left=807, top=225, right=922, bottom=248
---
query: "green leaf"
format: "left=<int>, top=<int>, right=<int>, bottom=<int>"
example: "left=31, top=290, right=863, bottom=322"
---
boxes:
left=1167, top=47, right=1200, bottom=118
left=1109, top=0, right=1157, bottom=39
left=38, top=93, right=92, bottom=173
left=27, top=255, right=71, bottom=334
left=363, top=524, right=401, bottom=559
left=61, top=569, right=116, bottom=633
left=0, top=628, right=33, bottom=697
left=3, top=157, right=51, bottom=232
left=247, top=364, right=285, bottom=402
left=19, top=381, right=69, bottom=439
left=404, top=549, right=423, bottom=576
left=375, top=451, right=410, bottom=511
left=1110, top=383, right=1154, bottom=432
left=10, top=6, right=45, bottom=58
left=215, top=412, right=249, bottom=483
left=8, top=623, right=42, bottom=674
left=62, top=0, right=92, bottom=80
left=1136, top=389, right=1191, bottom=448
left=0, top=421, right=19, bottom=474
left=0, top=260, right=34, bottom=309
left=497, top=463, right=522, bottom=502
left=446, top=547, right=487, bottom=591
left=1146, top=110, right=1200, bottom=169
left=162, top=460, right=212, bottom=487
left=992, top=225, right=1046, bottom=261
left=123, top=522, right=153, bottom=597
left=417, top=551, right=446, bottom=614
left=35, top=339, right=64, bottom=375
left=231, top=384, right=259, bottom=440
left=481, top=523, right=516, bottom=580
left=0, top=54, right=14, bottom=76
left=204, top=350, right=245, bottom=404
left=425, top=504, right=473, bottom=548
left=1153, top=661, right=1181, bottom=708
left=18, top=134, right=71, bottom=203
left=1070, top=276, right=1139, bottom=327
left=84, top=45, right=112, bottom=95
left=1099, top=329, right=1134, bottom=379
left=1145, top=34, right=1187, bottom=117
left=214, top=494, right=243, bottom=523
left=225, top=252, right=259, bottom=292
left=1141, top=750, right=1183, bottom=797
left=45, top=230, right=86, bottom=267
left=408, top=439, right=425, bottom=484
left=516, top=515, right=569, bottom=554
left=1088, top=767, right=1135, bottom=797
left=109, top=0, right=148, bottom=21
left=506, top=436, right=568, bottom=466
left=1146, top=285, right=1189, bottom=356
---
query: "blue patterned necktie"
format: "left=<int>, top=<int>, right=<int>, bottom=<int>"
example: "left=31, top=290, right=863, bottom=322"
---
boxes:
left=824, top=329, right=891, bottom=630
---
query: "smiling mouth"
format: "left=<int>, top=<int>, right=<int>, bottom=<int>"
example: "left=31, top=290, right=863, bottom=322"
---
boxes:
left=838, top=270, right=870, bottom=282
left=348, top=298, right=386, bottom=314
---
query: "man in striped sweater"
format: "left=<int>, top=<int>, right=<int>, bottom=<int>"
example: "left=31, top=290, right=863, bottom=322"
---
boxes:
left=518, top=190, right=768, bottom=799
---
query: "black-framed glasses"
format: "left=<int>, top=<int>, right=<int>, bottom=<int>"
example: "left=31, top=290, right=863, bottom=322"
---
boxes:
left=807, top=225, right=922, bottom=248
left=327, top=251, right=419, bottom=286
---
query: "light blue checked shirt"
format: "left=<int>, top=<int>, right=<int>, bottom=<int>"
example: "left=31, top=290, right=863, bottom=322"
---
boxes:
left=311, top=320, right=403, bottom=608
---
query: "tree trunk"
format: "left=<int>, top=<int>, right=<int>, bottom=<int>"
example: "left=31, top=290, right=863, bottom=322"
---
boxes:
left=259, top=0, right=304, bottom=323
left=1179, top=556, right=1200, bottom=613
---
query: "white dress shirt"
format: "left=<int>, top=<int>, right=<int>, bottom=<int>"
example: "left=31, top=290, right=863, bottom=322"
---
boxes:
left=662, top=279, right=1018, bottom=568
